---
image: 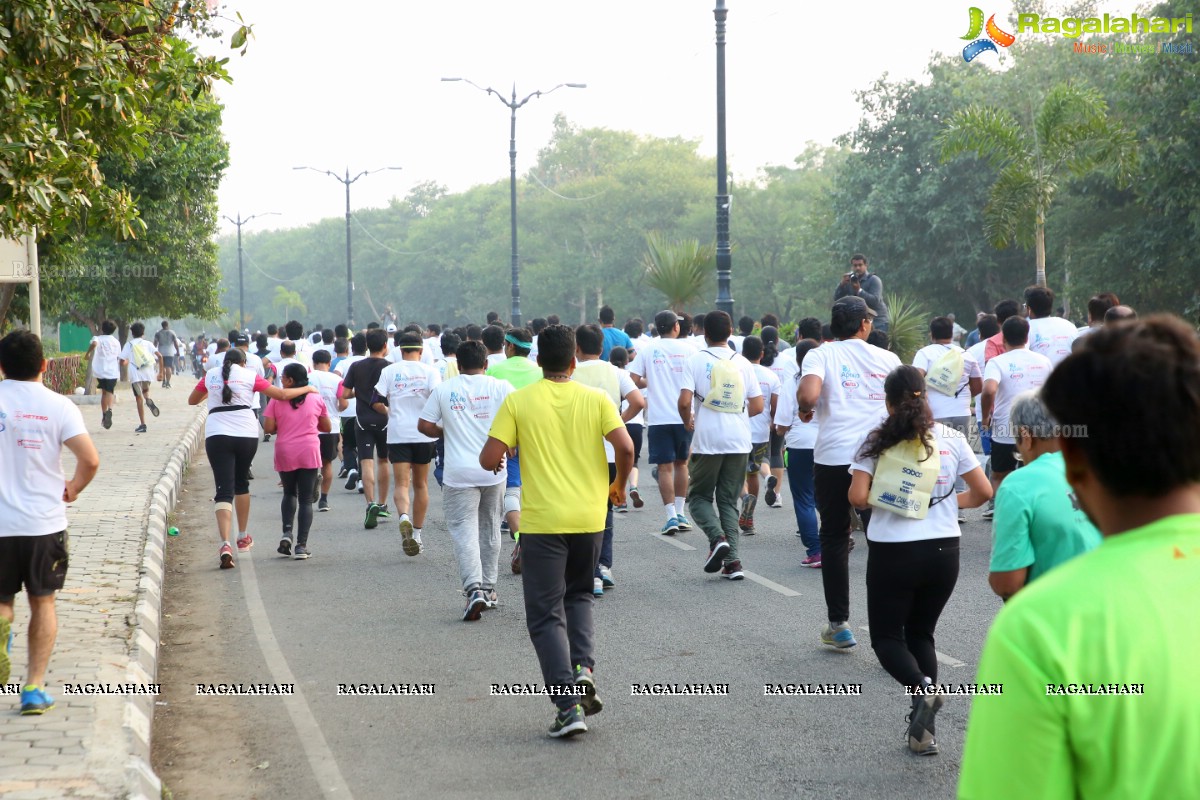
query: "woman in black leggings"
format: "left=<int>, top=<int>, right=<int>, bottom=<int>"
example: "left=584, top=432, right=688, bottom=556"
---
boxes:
left=189, top=349, right=314, bottom=569
left=848, top=366, right=991, bottom=756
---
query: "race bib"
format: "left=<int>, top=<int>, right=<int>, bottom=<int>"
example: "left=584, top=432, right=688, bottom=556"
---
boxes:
left=868, top=437, right=941, bottom=520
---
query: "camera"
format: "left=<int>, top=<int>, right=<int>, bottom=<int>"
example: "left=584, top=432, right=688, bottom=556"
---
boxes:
left=845, top=272, right=859, bottom=282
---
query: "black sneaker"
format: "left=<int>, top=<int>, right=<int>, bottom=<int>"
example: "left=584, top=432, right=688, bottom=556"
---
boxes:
left=907, top=692, right=944, bottom=755
left=548, top=704, right=588, bottom=738
left=765, top=475, right=778, bottom=507
left=377, top=504, right=391, bottom=518
left=704, top=537, right=731, bottom=573
left=317, top=497, right=329, bottom=512
left=364, top=503, right=380, bottom=530
left=344, top=469, right=359, bottom=490
left=263, top=433, right=271, bottom=443
left=337, top=465, right=349, bottom=479
left=574, top=665, right=603, bottom=716
left=134, top=424, right=147, bottom=433
left=721, top=559, right=745, bottom=580
left=463, top=588, right=487, bottom=621
left=102, top=409, right=112, bottom=429
left=147, top=399, right=160, bottom=417
left=277, top=536, right=293, bottom=557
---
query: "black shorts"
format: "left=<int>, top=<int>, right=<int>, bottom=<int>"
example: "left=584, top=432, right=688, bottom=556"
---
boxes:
left=647, top=423, right=693, bottom=465
left=626, top=423, right=644, bottom=466
left=388, top=442, right=435, bottom=465
left=356, top=426, right=389, bottom=461
left=768, top=429, right=785, bottom=469
left=96, top=378, right=117, bottom=393
left=319, top=432, right=340, bottom=463
left=0, top=531, right=69, bottom=599
left=991, top=441, right=1018, bottom=473
left=748, top=441, right=770, bottom=473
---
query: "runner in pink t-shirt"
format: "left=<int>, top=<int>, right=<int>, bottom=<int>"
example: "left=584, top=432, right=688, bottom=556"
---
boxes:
left=263, top=363, right=331, bottom=559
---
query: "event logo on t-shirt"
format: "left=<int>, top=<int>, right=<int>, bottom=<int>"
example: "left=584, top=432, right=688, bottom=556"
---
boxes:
left=448, top=390, right=467, bottom=412
left=0, top=410, right=6, bottom=433
left=840, top=364, right=861, bottom=391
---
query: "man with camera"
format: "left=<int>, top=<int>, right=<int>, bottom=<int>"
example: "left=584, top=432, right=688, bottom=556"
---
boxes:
left=834, top=254, right=890, bottom=333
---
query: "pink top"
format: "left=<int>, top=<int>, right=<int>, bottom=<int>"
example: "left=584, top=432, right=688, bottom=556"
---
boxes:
left=262, top=393, right=327, bottom=472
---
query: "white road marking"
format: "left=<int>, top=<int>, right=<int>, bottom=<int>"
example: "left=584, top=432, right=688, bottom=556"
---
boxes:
left=859, top=625, right=968, bottom=668
left=240, top=551, right=355, bottom=799
left=742, top=571, right=801, bottom=597
left=652, top=534, right=697, bottom=551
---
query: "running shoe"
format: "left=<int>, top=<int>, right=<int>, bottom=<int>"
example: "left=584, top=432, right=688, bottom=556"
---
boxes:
left=337, top=465, right=349, bottom=479
left=630, top=487, right=644, bottom=509
left=102, top=409, right=112, bottom=429
left=344, top=469, right=359, bottom=490
left=236, top=535, right=253, bottom=552
left=377, top=504, right=391, bottom=518
left=574, top=665, right=603, bottom=716
left=801, top=553, right=823, bottom=569
left=277, top=536, right=292, bottom=557
left=147, top=399, right=160, bottom=417
left=317, top=497, right=329, bottom=512
left=134, top=424, right=147, bottom=433
left=292, top=545, right=311, bottom=560
left=593, top=577, right=604, bottom=597
left=482, top=587, right=498, bottom=609
left=738, top=494, right=757, bottom=531
left=356, top=480, right=363, bottom=494
left=614, top=503, right=628, bottom=513
left=364, top=503, right=380, bottom=530
left=0, top=617, right=11, bottom=686
left=821, top=622, right=857, bottom=650
left=463, top=589, right=487, bottom=621
left=511, top=543, right=522, bottom=574
left=399, top=516, right=420, bottom=557
left=500, top=518, right=510, bottom=536
left=704, top=537, right=730, bottom=573
left=907, top=692, right=944, bottom=756
left=263, top=433, right=271, bottom=443
left=20, top=686, right=55, bottom=715
left=661, top=516, right=680, bottom=536
left=721, top=560, right=745, bottom=580
left=599, top=566, right=615, bottom=588
left=676, top=513, right=693, bottom=531
left=957, top=513, right=966, bottom=524
left=219, top=542, right=235, bottom=569
left=982, top=501, right=994, bottom=521
left=548, top=704, right=588, bottom=738
left=765, top=475, right=778, bottom=506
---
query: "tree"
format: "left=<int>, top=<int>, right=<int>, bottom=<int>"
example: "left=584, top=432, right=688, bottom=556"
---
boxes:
left=641, top=232, right=714, bottom=312
left=938, top=82, right=1137, bottom=287
left=0, top=1, right=248, bottom=239
left=273, top=287, right=305, bottom=320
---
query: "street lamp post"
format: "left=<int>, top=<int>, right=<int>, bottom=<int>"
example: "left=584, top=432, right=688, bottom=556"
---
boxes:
left=442, top=77, right=586, bottom=329
left=221, top=211, right=280, bottom=330
left=293, top=166, right=402, bottom=328
left=714, top=0, right=734, bottom=317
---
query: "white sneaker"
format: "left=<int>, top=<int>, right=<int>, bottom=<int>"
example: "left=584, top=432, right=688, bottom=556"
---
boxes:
left=599, top=566, right=615, bottom=588
left=593, top=577, right=604, bottom=597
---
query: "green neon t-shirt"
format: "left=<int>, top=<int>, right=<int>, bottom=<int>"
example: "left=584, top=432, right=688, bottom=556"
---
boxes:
left=960, top=514, right=1200, bottom=800
left=487, top=355, right=541, bottom=391
left=990, top=451, right=1102, bottom=581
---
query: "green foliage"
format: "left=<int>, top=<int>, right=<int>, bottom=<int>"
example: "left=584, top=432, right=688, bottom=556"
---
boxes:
left=640, top=232, right=715, bottom=312
left=883, top=292, right=931, bottom=366
left=272, top=287, right=306, bottom=320
left=0, top=1, right=244, bottom=239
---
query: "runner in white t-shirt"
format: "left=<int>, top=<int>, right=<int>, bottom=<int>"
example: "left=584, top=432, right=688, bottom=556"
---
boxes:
left=1023, top=286, right=1077, bottom=366
left=982, top=317, right=1053, bottom=498
left=628, top=311, right=699, bottom=536
left=738, top=336, right=781, bottom=535
left=759, top=326, right=795, bottom=511
left=798, top=296, right=902, bottom=650
left=85, top=320, right=122, bottom=431
left=679, top=312, right=764, bottom=581
left=0, top=330, right=100, bottom=715
left=418, top=340, right=513, bottom=619
left=372, top=332, right=442, bottom=554
left=117, top=322, right=163, bottom=433
left=773, top=340, right=822, bottom=564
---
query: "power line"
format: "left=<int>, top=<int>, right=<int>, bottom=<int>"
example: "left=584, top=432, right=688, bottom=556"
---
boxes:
left=350, top=214, right=440, bottom=256
left=527, top=170, right=608, bottom=201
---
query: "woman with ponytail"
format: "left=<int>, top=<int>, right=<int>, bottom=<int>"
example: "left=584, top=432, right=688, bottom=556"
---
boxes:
left=262, top=363, right=331, bottom=560
left=190, top=348, right=316, bottom=569
left=848, top=365, right=991, bottom=757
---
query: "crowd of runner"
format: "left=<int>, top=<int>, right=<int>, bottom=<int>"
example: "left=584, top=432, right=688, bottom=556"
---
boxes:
left=1, top=258, right=1197, bottom=798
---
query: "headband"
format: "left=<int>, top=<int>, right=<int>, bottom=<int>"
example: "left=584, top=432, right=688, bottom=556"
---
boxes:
left=399, top=344, right=424, bottom=351
left=505, top=333, right=532, bottom=350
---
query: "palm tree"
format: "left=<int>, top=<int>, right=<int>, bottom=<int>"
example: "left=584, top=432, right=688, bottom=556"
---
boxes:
left=641, top=232, right=715, bottom=312
left=272, top=286, right=306, bottom=320
left=937, top=83, right=1136, bottom=287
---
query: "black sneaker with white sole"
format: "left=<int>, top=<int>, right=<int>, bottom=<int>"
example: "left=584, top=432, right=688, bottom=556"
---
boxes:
left=907, top=692, right=944, bottom=755
left=548, top=704, right=588, bottom=738
left=344, top=469, right=359, bottom=491
left=574, top=665, right=603, bottom=716
left=704, top=537, right=731, bottom=573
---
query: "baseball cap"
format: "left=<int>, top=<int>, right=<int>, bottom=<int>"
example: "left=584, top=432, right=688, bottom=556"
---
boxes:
left=831, top=295, right=876, bottom=321
left=385, top=323, right=398, bottom=333
left=654, top=309, right=684, bottom=334
left=233, top=334, right=250, bottom=346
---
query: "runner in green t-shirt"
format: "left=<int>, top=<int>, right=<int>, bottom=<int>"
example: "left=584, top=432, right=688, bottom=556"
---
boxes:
left=960, top=316, right=1200, bottom=800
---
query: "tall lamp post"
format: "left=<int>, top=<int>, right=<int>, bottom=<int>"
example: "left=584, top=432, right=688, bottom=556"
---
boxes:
left=713, top=0, right=734, bottom=317
left=221, top=211, right=280, bottom=331
left=293, top=165, right=402, bottom=328
left=441, top=77, right=586, bottom=328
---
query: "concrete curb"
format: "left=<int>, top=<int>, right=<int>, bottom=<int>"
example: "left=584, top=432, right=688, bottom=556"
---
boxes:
left=122, top=404, right=207, bottom=800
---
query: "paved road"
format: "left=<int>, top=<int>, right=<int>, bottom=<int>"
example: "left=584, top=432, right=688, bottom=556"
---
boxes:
left=163, top=442, right=1004, bottom=800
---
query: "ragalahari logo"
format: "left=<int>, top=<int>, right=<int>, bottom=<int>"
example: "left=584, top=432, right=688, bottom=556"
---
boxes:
left=961, top=7, right=1016, bottom=62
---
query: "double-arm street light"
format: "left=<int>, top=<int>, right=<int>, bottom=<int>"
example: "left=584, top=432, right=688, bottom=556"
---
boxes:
left=713, top=0, right=734, bottom=317
left=441, top=77, right=586, bottom=328
left=222, top=211, right=281, bottom=331
left=293, top=165, right=402, bottom=328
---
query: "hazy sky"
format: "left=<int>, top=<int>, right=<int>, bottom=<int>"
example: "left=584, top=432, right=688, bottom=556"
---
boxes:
left=207, top=0, right=1136, bottom=234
